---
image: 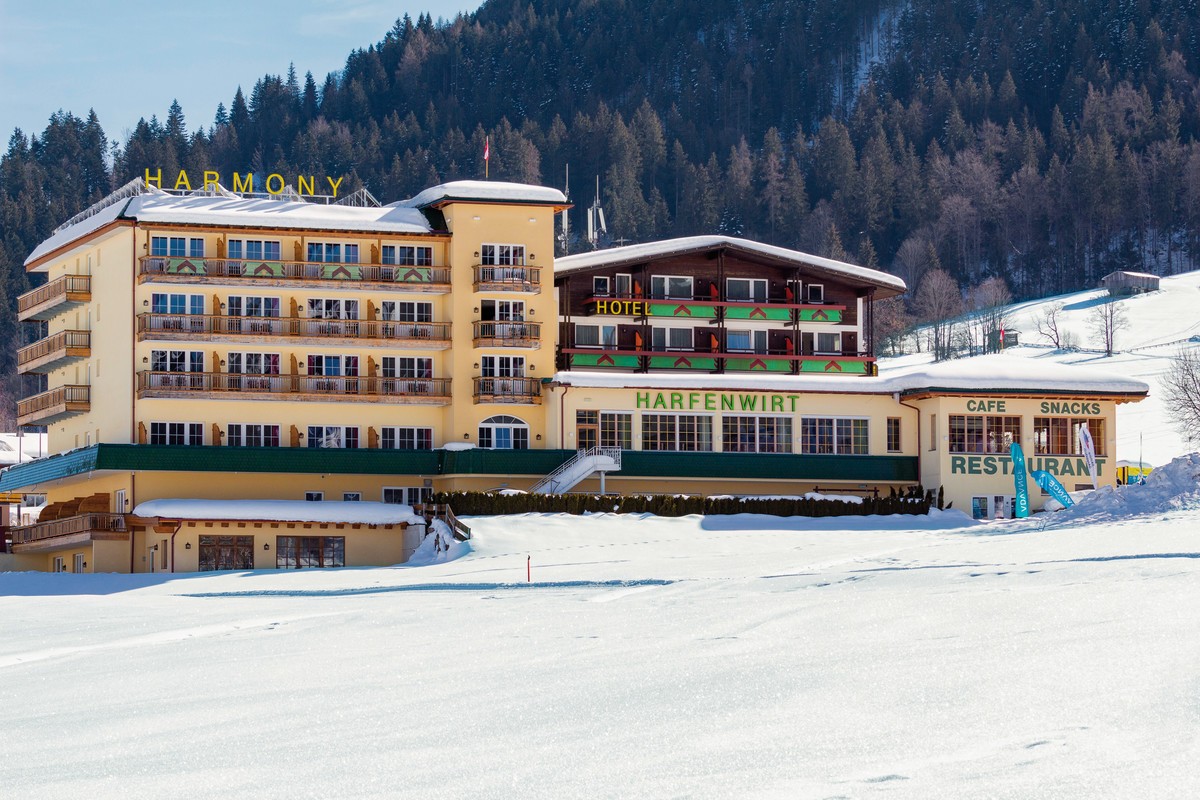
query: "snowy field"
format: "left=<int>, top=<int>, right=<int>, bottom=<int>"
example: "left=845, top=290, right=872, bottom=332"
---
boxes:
left=3, top=458, right=1200, bottom=798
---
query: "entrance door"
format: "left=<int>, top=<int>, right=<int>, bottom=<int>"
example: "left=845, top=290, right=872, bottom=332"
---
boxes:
left=576, top=410, right=599, bottom=450
left=993, top=495, right=1010, bottom=519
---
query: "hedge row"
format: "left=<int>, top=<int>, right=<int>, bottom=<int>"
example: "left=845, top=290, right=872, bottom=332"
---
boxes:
left=432, top=488, right=934, bottom=518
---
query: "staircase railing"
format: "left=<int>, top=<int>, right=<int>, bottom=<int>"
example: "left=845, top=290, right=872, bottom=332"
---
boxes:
left=530, top=446, right=622, bottom=494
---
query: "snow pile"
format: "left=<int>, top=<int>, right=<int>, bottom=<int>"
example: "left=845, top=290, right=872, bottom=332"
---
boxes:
left=133, top=498, right=424, bottom=526
left=404, top=518, right=469, bottom=566
left=1056, top=453, right=1200, bottom=521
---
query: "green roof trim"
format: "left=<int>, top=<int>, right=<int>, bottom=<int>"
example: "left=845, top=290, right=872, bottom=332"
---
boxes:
left=0, top=444, right=917, bottom=492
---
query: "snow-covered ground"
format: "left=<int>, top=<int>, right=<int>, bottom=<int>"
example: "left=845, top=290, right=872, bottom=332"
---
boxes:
left=883, top=268, right=1200, bottom=467
left=3, top=458, right=1200, bottom=798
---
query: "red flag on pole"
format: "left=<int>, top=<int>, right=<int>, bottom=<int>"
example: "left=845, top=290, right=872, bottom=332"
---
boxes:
left=484, top=136, right=490, bottom=179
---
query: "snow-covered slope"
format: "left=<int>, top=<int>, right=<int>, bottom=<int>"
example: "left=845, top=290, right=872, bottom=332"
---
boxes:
left=882, top=268, right=1200, bottom=466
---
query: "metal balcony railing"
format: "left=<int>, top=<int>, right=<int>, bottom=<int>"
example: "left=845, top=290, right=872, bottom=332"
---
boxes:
left=472, top=265, right=541, bottom=292
left=472, top=376, right=542, bottom=403
left=471, top=320, right=542, bottom=347
left=137, top=371, right=451, bottom=401
left=136, top=314, right=451, bottom=344
left=139, top=256, right=451, bottom=287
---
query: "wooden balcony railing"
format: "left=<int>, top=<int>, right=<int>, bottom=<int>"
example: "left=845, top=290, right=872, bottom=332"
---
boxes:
left=472, top=376, right=542, bottom=404
left=17, top=275, right=92, bottom=321
left=473, top=265, right=541, bottom=293
left=136, top=314, right=451, bottom=345
left=16, top=385, right=91, bottom=426
left=137, top=371, right=451, bottom=402
left=139, top=256, right=451, bottom=288
left=10, top=513, right=127, bottom=546
left=471, top=320, right=542, bottom=348
left=17, top=330, right=91, bottom=373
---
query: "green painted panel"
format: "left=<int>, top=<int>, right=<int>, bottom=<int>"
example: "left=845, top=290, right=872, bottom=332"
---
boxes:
left=725, top=305, right=790, bottom=321
left=648, top=355, right=717, bottom=370
left=164, top=257, right=206, bottom=275
left=441, top=449, right=573, bottom=476
left=395, top=267, right=432, bottom=283
left=621, top=451, right=918, bottom=482
left=245, top=261, right=285, bottom=278
left=798, top=359, right=869, bottom=374
left=645, top=302, right=717, bottom=319
left=570, top=353, right=641, bottom=368
left=322, top=263, right=361, bottom=280
left=796, top=308, right=843, bottom=323
left=725, top=357, right=792, bottom=372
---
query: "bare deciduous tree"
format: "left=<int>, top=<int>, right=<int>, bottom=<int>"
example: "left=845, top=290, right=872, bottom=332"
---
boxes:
left=1162, top=347, right=1200, bottom=446
left=873, top=296, right=912, bottom=356
left=967, top=276, right=1013, bottom=352
left=1088, top=300, right=1129, bottom=355
left=1036, top=302, right=1068, bottom=349
left=914, top=268, right=963, bottom=361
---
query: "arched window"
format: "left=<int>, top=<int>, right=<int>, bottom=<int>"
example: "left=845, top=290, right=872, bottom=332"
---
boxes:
left=479, top=415, right=529, bottom=449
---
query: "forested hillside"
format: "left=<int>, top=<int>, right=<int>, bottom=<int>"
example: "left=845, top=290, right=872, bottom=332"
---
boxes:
left=6, top=0, right=1200, bottom=406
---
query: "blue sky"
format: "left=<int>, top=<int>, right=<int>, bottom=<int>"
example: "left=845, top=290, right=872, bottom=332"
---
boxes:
left=0, top=0, right=480, bottom=143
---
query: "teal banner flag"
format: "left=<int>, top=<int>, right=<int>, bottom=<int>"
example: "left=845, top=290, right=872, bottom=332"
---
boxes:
left=1011, top=442, right=1031, bottom=518
left=1031, top=469, right=1074, bottom=509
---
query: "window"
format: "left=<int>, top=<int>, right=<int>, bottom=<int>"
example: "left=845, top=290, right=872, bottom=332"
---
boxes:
left=73, top=553, right=85, bottom=573
left=949, top=415, right=1021, bottom=454
left=641, top=414, right=713, bottom=451
left=307, top=242, right=343, bottom=263
left=305, top=492, right=324, bottom=501
left=227, top=424, right=281, bottom=447
left=478, top=415, right=529, bottom=449
left=151, top=237, right=168, bottom=256
left=800, top=418, right=868, bottom=454
left=480, top=299, right=525, bottom=321
left=380, top=427, right=433, bottom=450
left=593, top=276, right=611, bottom=296
left=722, top=416, right=793, bottom=453
left=615, top=273, right=632, bottom=297
left=227, top=353, right=281, bottom=375
left=650, top=275, right=693, bottom=299
left=150, top=422, right=203, bottom=446
left=53, top=556, right=66, bottom=573
left=480, top=243, right=526, bottom=266
left=726, top=330, right=767, bottom=353
left=151, top=293, right=204, bottom=315
left=276, top=536, right=345, bottom=569
left=807, top=284, right=825, bottom=303
left=307, top=426, right=359, bottom=449
left=726, top=278, right=767, bottom=303
left=307, top=355, right=358, bottom=377
left=575, top=323, right=617, bottom=348
left=383, top=487, right=432, bottom=505
left=228, top=239, right=281, bottom=262
left=382, top=245, right=434, bottom=266
left=576, top=411, right=633, bottom=450
left=189, top=238, right=205, bottom=258
left=379, top=356, right=426, bottom=380
left=380, top=301, right=433, bottom=322
left=151, top=350, right=204, bottom=372
left=887, top=418, right=902, bottom=452
left=343, top=244, right=359, bottom=264
left=929, top=414, right=937, bottom=451
left=651, top=327, right=693, bottom=351
left=306, top=299, right=359, bottom=319
left=480, top=355, right=525, bottom=377
left=816, top=332, right=841, bottom=354
left=1034, top=417, right=1105, bottom=456
left=343, top=492, right=362, bottom=502
left=198, top=535, right=254, bottom=571
left=227, top=296, right=281, bottom=318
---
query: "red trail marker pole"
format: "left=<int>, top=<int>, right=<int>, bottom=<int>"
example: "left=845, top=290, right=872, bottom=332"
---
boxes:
left=527, top=555, right=531, bottom=583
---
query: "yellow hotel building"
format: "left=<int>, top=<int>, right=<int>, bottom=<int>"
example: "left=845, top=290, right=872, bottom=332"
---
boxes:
left=1, top=179, right=1149, bottom=572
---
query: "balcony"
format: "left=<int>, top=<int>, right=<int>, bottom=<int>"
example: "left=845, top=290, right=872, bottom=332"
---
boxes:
left=473, top=376, right=542, bottom=404
left=9, top=513, right=129, bottom=551
left=584, top=294, right=846, bottom=323
left=473, top=265, right=541, bottom=293
left=137, top=372, right=452, bottom=404
left=472, top=320, right=542, bottom=348
left=560, top=347, right=875, bottom=375
left=139, top=256, right=452, bottom=292
left=136, top=314, right=451, bottom=349
left=17, top=275, right=92, bottom=321
left=17, top=330, right=91, bottom=374
left=17, top=385, right=91, bottom=426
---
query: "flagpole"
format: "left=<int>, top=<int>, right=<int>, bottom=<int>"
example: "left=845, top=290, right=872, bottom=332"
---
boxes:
left=485, top=135, right=490, bottom=180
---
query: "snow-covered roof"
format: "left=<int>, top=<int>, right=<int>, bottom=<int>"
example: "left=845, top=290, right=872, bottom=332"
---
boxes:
left=133, top=499, right=424, bottom=526
left=395, top=180, right=568, bottom=209
left=555, top=236, right=907, bottom=294
left=1103, top=270, right=1159, bottom=280
left=552, top=355, right=1150, bottom=398
left=26, top=190, right=437, bottom=268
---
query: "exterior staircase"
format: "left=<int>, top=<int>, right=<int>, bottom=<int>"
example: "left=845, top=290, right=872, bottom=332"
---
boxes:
left=530, top=446, right=623, bottom=494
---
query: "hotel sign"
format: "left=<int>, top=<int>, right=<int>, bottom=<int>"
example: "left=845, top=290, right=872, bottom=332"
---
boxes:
left=145, top=169, right=345, bottom=197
